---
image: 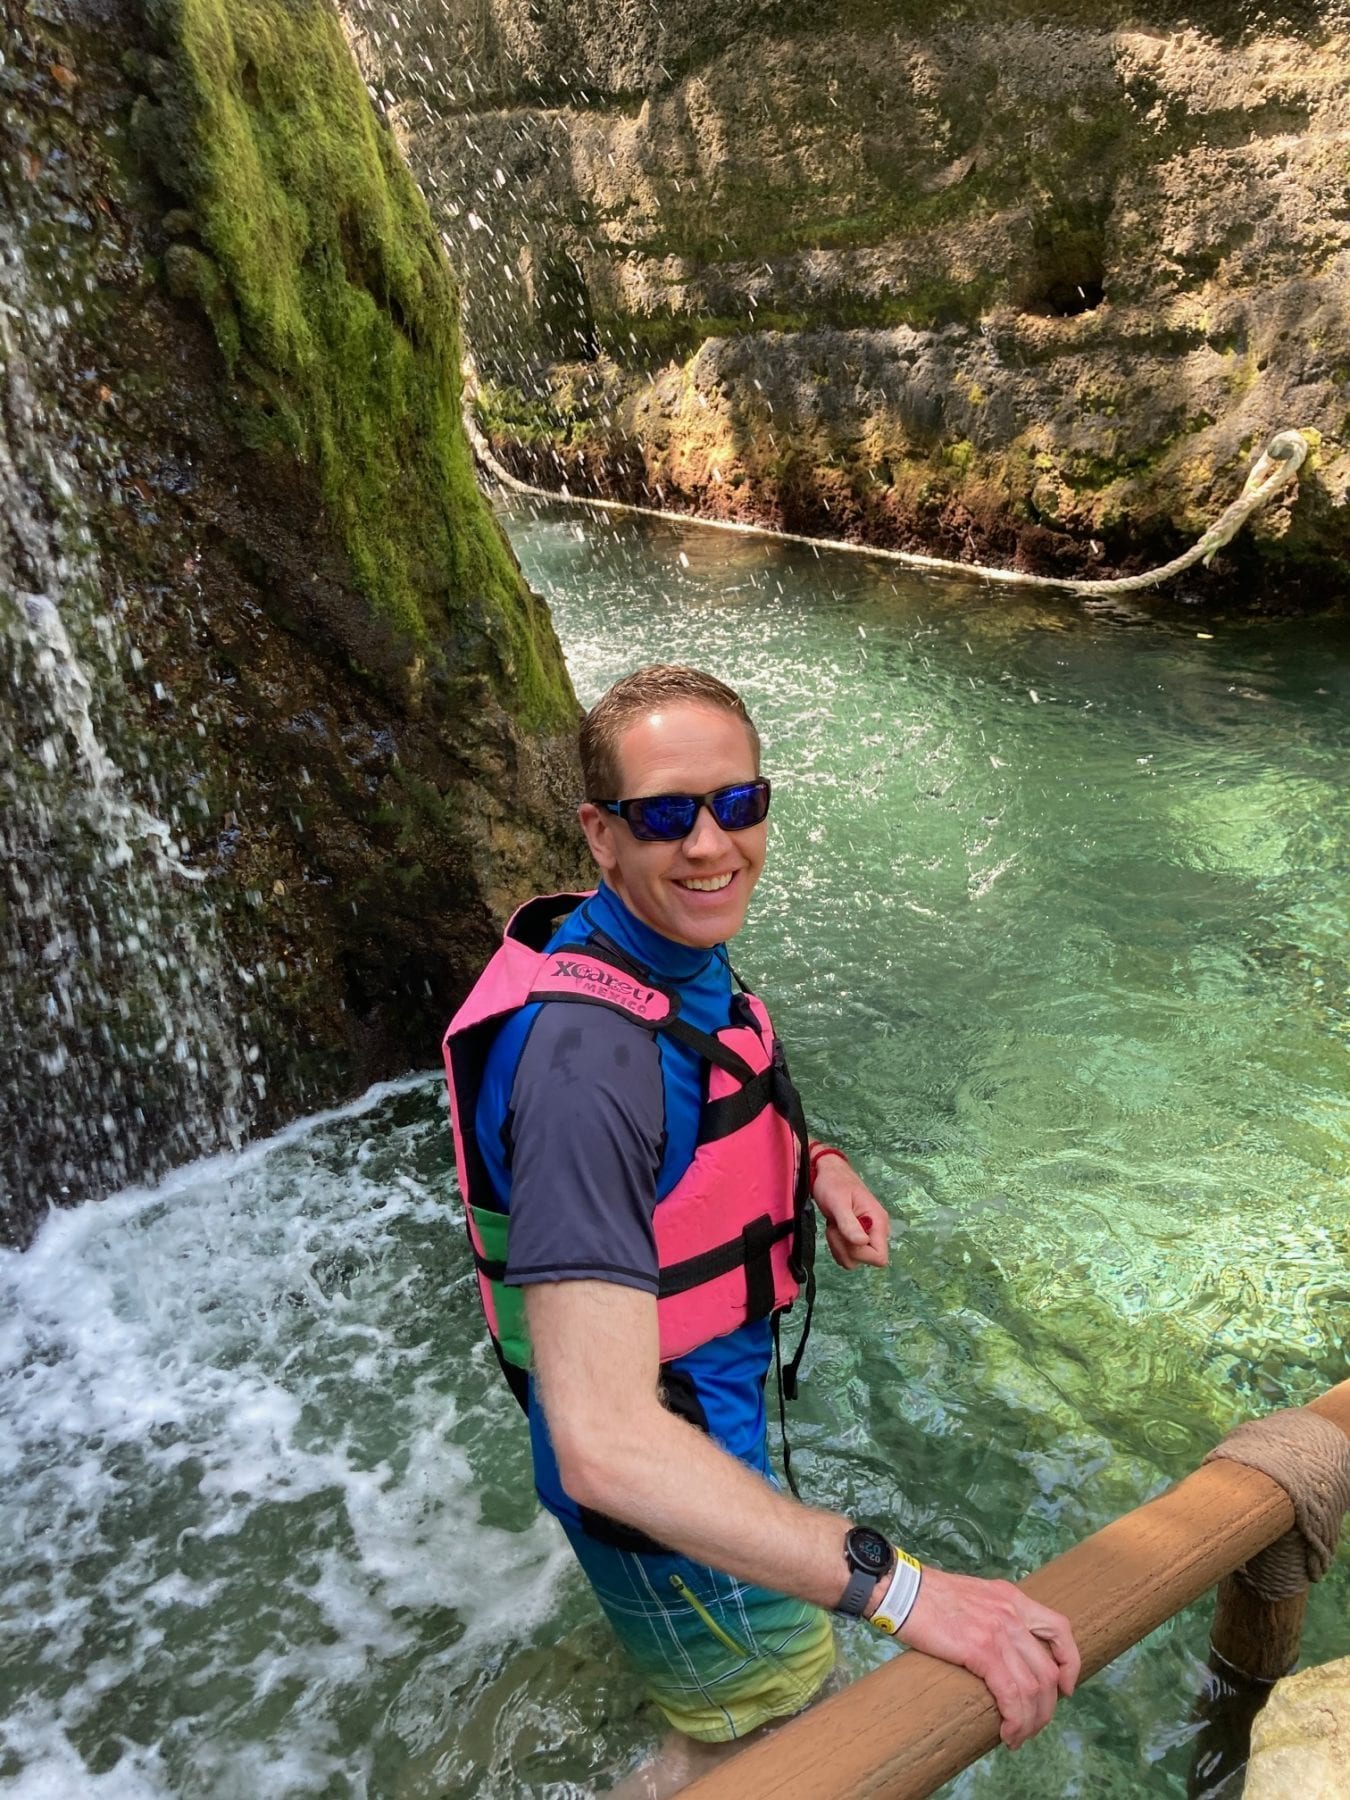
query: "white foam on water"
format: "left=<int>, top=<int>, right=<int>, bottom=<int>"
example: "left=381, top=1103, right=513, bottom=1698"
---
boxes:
left=0, top=1719, right=169, bottom=1800
left=0, top=1076, right=575, bottom=1797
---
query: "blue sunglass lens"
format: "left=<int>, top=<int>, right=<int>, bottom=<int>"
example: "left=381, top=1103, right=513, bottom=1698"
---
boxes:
left=632, top=795, right=699, bottom=840
left=710, top=782, right=768, bottom=831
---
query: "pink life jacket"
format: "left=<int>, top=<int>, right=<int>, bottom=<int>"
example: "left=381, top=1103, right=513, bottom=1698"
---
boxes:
left=441, top=893, right=816, bottom=1411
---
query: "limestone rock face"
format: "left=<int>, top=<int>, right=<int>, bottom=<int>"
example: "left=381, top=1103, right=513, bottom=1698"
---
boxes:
left=1, top=0, right=587, bottom=1245
left=1244, top=1656, right=1350, bottom=1798
left=346, top=0, right=1350, bottom=600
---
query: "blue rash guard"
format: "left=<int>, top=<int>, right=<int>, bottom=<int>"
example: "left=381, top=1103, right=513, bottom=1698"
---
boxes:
left=475, top=883, right=775, bottom=1531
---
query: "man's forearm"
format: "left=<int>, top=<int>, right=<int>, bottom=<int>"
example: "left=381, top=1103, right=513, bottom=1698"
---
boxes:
left=566, top=1396, right=859, bottom=1611
left=570, top=1396, right=1085, bottom=1753
left=528, top=1279, right=867, bottom=1611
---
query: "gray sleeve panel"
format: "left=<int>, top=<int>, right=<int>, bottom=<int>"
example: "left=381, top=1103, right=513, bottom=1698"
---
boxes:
left=502, top=1002, right=665, bottom=1292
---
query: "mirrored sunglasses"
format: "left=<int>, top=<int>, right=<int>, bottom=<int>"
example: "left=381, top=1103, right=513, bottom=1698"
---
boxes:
left=598, top=778, right=772, bottom=843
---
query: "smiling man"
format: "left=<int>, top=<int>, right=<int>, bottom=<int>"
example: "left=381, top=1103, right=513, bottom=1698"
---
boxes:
left=442, top=666, right=1078, bottom=1793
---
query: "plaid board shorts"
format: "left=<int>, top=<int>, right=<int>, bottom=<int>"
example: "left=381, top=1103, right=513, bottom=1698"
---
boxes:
left=565, top=1526, right=837, bottom=1742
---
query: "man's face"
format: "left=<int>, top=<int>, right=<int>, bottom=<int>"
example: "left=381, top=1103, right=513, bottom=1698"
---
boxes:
left=578, top=702, right=767, bottom=949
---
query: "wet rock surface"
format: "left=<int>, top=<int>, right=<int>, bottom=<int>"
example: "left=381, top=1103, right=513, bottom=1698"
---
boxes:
left=1, top=0, right=586, bottom=1246
left=347, top=0, right=1350, bottom=601
left=1244, top=1655, right=1350, bottom=1797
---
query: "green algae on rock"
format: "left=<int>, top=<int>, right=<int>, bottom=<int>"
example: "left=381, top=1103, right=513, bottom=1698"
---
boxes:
left=143, top=0, right=572, bottom=729
left=1, top=0, right=585, bottom=1248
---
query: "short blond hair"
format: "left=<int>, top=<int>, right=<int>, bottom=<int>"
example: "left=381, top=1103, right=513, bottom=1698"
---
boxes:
left=580, top=665, right=760, bottom=800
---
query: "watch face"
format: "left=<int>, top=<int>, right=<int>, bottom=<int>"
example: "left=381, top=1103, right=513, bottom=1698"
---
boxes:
left=848, top=1527, right=892, bottom=1577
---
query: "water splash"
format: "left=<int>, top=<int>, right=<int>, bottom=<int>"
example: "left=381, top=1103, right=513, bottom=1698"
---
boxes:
left=0, top=223, right=246, bottom=1238
left=0, top=1077, right=579, bottom=1800
left=11, top=584, right=204, bottom=881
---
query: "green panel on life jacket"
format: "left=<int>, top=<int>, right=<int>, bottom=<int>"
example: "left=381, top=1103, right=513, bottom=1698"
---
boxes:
left=471, top=1202, right=530, bottom=1370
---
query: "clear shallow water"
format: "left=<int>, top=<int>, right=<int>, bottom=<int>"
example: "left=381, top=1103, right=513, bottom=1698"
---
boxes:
left=2, top=502, right=1347, bottom=1798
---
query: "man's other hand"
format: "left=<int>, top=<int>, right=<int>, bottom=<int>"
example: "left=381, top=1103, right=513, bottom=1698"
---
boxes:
left=893, top=1568, right=1080, bottom=1749
left=811, top=1159, right=890, bottom=1270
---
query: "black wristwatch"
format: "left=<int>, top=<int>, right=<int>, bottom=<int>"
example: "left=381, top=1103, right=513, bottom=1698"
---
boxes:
left=836, top=1525, right=896, bottom=1616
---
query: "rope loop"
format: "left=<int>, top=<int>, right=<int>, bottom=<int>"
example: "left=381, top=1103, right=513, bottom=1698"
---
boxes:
left=1203, top=1407, right=1350, bottom=1601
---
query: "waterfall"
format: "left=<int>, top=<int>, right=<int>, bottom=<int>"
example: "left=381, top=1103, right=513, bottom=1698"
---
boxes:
left=0, top=227, right=248, bottom=1243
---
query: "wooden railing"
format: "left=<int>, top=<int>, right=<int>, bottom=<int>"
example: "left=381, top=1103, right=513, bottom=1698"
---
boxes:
left=684, top=1381, right=1350, bottom=1800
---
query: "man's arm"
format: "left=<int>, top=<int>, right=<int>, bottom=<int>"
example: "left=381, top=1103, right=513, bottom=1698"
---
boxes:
left=527, top=1279, right=1080, bottom=1749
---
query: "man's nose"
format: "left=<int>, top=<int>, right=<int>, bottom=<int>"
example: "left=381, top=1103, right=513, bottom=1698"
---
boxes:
left=683, top=802, right=732, bottom=857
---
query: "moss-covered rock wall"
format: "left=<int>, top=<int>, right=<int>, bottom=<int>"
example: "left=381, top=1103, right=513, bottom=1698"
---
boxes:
left=143, top=0, right=574, bottom=723
left=345, top=0, right=1350, bottom=601
left=1, top=0, right=587, bottom=1247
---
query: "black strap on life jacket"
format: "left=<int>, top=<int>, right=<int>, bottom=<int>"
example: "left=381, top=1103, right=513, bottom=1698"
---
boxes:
left=511, top=892, right=595, bottom=950
left=697, top=1063, right=774, bottom=1142
left=490, top=1334, right=530, bottom=1413
left=663, top=1012, right=755, bottom=1082
left=580, top=924, right=757, bottom=1082
left=656, top=1212, right=795, bottom=1306
left=471, top=1248, right=506, bottom=1282
left=757, top=992, right=817, bottom=1502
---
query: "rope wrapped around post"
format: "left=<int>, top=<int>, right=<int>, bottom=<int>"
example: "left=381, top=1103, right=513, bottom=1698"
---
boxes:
left=1202, top=1405, right=1350, bottom=1601
left=1187, top=1401, right=1350, bottom=1788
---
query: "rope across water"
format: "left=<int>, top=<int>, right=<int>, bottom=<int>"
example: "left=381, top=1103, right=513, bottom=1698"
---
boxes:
left=469, top=409, right=1309, bottom=597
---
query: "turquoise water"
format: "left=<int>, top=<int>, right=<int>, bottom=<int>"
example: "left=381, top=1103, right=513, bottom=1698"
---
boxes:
left=1, top=502, right=1346, bottom=1797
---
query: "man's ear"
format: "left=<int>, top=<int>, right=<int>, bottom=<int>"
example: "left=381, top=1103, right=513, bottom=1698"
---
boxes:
left=577, top=802, right=618, bottom=874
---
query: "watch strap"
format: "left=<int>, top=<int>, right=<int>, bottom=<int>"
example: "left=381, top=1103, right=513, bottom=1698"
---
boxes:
left=836, top=1563, right=879, bottom=1617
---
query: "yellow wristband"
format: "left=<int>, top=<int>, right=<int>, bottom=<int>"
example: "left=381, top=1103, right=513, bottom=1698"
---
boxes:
left=869, top=1549, right=922, bottom=1635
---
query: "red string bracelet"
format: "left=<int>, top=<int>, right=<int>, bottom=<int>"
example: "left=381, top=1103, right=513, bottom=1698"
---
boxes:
left=808, top=1143, right=849, bottom=1186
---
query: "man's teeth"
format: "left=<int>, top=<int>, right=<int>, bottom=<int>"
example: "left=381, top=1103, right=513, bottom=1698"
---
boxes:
left=679, top=873, right=735, bottom=892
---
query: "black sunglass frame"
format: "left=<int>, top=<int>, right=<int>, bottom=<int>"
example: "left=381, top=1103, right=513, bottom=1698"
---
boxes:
left=596, top=778, right=772, bottom=842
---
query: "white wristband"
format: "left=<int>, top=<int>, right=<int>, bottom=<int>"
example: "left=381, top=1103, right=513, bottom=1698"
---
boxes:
left=868, top=1548, right=922, bottom=1636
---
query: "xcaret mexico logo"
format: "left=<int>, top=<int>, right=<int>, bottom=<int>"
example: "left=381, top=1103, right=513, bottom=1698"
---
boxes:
left=537, top=956, right=672, bottom=1023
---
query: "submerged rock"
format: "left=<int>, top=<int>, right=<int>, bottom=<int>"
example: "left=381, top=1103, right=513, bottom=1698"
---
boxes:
left=0, top=0, right=586, bottom=1246
left=346, top=0, right=1350, bottom=602
left=1244, top=1655, right=1350, bottom=1798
